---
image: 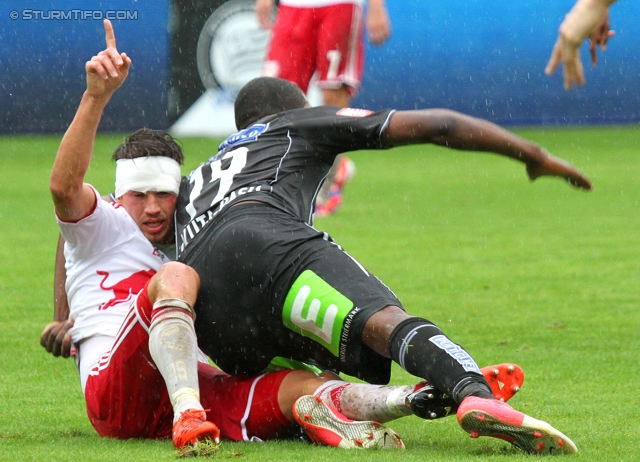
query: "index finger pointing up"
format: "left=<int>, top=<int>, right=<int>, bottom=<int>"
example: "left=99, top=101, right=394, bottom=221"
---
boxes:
left=104, top=19, right=116, bottom=48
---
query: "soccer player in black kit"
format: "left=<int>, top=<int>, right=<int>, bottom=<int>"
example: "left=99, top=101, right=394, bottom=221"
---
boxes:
left=177, top=77, right=591, bottom=455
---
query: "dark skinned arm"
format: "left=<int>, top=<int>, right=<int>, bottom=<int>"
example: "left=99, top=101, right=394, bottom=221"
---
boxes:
left=381, top=109, right=592, bottom=190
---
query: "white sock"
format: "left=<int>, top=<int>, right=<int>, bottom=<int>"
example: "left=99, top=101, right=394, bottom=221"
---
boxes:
left=148, top=301, right=203, bottom=424
left=314, top=380, right=414, bottom=423
left=171, top=388, right=202, bottom=423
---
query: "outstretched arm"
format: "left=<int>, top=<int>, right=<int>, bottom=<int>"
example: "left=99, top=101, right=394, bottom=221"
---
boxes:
left=382, top=109, right=592, bottom=190
left=50, top=19, right=131, bottom=222
left=545, top=0, right=617, bottom=89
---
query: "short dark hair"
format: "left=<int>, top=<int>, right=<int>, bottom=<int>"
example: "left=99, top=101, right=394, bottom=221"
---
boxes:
left=112, top=128, right=184, bottom=165
left=234, top=77, right=308, bottom=130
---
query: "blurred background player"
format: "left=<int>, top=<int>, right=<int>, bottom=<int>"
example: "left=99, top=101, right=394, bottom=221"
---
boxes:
left=545, top=0, right=617, bottom=89
left=255, top=0, right=391, bottom=216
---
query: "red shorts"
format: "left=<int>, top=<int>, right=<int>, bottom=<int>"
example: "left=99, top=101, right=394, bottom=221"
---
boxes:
left=263, top=3, right=364, bottom=95
left=84, top=285, right=294, bottom=441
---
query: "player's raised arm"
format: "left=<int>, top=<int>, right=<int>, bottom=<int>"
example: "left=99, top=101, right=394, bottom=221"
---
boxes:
left=50, top=19, right=131, bottom=222
left=381, top=109, right=592, bottom=191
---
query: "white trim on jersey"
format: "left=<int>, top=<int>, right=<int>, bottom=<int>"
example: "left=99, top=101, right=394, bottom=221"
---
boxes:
left=85, top=307, right=139, bottom=385
left=343, top=4, right=363, bottom=89
left=325, top=233, right=370, bottom=276
left=309, top=173, right=328, bottom=224
left=270, top=131, right=293, bottom=186
left=378, top=110, right=396, bottom=144
left=241, top=374, right=266, bottom=442
left=304, top=223, right=370, bottom=276
left=79, top=335, right=115, bottom=393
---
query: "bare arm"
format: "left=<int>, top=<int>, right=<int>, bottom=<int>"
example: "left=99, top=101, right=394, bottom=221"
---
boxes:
left=43, top=20, right=130, bottom=357
left=255, top=0, right=275, bottom=29
left=50, top=19, right=131, bottom=221
left=366, top=0, right=391, bottom=46
left=53, top=235, right=69, bottom=323
left=40, top=235, right=74, bottom=358
left=382, top=109, right=592, bottom=190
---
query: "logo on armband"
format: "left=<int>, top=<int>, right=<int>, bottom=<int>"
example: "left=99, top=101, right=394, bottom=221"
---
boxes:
left=336, top=108, right=373, bottom=118
left=282, top=270, right=354, bottom=357
left=218, top=124, right=267, bottom=151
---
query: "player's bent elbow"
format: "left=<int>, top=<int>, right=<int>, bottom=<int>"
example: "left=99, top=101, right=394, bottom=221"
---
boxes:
left=49, top=181, right=79, bottom=204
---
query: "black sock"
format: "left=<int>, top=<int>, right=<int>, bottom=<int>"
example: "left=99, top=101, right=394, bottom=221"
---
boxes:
left=388, top=317, right=494, bottom=403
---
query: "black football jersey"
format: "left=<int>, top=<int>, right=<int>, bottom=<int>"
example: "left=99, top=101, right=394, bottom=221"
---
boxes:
left=176, top=105, right=395, bottom=255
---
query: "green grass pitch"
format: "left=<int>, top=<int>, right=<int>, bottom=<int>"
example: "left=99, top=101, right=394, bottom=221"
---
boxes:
left=1, top=125, right=639, bottom=461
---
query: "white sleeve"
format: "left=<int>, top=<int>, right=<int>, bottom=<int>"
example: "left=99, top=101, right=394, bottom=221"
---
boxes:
left=57, top=185, right=135, bottom=260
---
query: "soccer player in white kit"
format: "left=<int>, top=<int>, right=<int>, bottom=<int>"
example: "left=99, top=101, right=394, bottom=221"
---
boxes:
left=45, top=20, right=220, bottom=447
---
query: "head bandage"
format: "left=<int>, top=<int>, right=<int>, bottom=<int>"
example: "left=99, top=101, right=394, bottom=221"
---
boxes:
left=115, top=157, right=181, bottom=198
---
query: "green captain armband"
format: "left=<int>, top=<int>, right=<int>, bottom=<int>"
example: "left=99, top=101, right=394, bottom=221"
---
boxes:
left=282, top=270, right=354, bottom=357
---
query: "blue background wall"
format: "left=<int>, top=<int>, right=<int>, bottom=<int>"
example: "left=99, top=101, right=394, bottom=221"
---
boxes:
left=1, top=0, right=638, bottom=133
left=0, top=0, right=170, bottom=133
left=355, top=0, right=640, bottom=125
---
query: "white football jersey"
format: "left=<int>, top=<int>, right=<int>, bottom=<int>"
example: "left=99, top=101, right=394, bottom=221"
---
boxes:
left=57, top=186, right=171, bottom=344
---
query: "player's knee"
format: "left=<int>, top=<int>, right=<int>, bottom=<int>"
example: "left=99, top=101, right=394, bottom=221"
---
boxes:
left=158, top=261, right=200, bottom=287
left=148, top=262, right=200, bottom=307
left=283, top=369, right=329, bottom=396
